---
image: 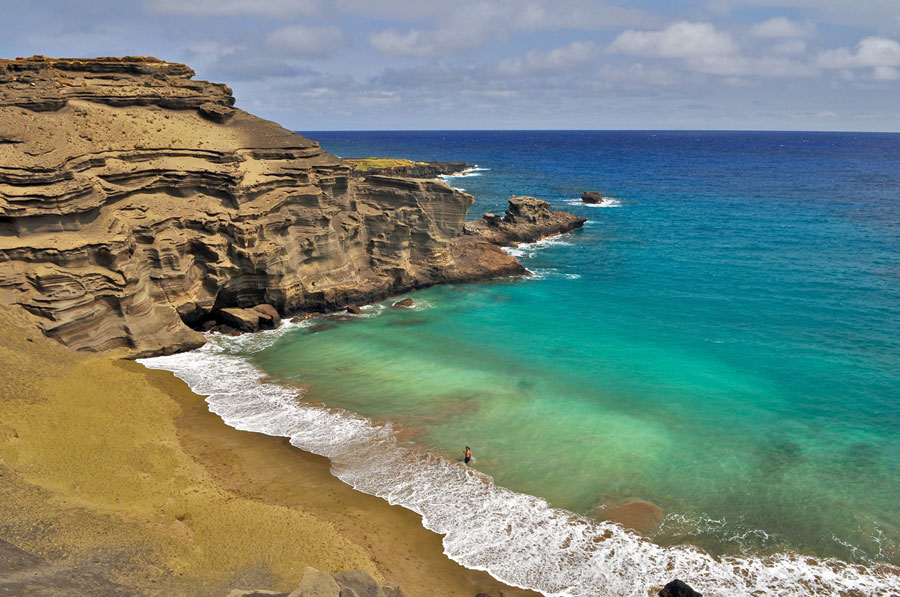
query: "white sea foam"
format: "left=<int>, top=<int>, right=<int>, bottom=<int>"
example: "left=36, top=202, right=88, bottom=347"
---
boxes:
left=502, top=234, right=573, bottom=260
left=564, top=197, right=623, bottom=208
left=439, top=165, right=489, bottom=181
left=528, top=268, right=582, bottom=281
left=139, top=330, right=900, bottom=597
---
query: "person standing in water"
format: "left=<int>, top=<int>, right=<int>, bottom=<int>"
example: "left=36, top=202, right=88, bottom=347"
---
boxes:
left=464, top=446, right=472, bottom=465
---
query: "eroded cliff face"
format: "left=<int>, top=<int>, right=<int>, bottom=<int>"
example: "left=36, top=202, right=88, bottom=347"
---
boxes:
left=0, top=56, right=578, bottom=357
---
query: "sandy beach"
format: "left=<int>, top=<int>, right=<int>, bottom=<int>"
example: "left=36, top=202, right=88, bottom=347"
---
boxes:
left=0, top=304, right=536, bottom=596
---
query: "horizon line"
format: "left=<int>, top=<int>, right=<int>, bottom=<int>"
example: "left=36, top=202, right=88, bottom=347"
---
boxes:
left=296, top=128, right=900, bottom=135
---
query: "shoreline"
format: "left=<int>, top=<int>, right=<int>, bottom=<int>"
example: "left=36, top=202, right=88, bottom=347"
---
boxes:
left=0, top=304, right=535, bottom=596
left=140, top=313, right=900, bottom=597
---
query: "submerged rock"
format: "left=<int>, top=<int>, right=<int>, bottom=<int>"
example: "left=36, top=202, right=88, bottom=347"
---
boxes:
left=391, top=298, right=414, bottom=308
left=597, top=498, right=664, bottom=535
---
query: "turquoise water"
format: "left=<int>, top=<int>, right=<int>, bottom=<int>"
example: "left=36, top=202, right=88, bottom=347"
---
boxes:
left=250, top=131, right=900, bottom=566
left=145, top=132, right=900, bottom=592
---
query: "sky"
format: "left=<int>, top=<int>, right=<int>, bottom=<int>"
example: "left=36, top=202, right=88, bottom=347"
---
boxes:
left=2, top=0, right=900, bottom=131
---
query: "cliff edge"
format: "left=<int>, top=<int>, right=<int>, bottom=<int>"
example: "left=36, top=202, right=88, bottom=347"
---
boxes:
left=0, top=56, right=583, bottom=357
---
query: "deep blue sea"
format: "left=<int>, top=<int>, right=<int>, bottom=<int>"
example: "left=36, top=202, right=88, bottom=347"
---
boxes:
left=144, top=131, right=900, bottom=596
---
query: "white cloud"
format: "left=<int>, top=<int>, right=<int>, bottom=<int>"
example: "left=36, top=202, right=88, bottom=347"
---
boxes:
left=818, top=36, right=900, bottom=80
left=499, top=41, right=600, bottom=75
left=366, top=1, right=659, bottom=57
left=266, top=25, right=345, bottom=58
left=872, top=66, right=899, bottom=80
left=687, top=55, right=817, bottom=78
left=750, top=17, right=815, bottom=38
left=368, top=29, right=433, bottom=57
left=149, top=0, right=318, bottom=17
left=772, top=39, right=807, bottom=55
left=608, top=21, right=739, bottom=59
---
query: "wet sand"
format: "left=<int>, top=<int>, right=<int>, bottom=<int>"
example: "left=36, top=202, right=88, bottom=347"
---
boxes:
left=0, top=305, right=536, bottom=596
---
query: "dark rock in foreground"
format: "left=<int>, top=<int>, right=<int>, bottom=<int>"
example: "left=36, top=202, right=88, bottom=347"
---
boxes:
left=659, top=579, right=702, bottom=597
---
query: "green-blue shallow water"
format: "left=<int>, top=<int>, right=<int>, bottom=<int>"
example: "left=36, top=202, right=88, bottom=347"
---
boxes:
left=239, top=131, right=900, bottom=567
left=251, top=131, right=900, bottom=568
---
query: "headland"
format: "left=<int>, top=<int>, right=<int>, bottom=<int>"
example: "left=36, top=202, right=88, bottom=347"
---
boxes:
left=0, top=55, right=582, bottom=595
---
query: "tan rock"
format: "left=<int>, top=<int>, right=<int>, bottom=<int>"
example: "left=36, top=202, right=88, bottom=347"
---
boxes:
left=288, top=566, right=341, bottom=597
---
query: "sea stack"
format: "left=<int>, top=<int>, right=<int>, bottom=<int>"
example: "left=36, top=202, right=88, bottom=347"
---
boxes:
left=581, top=191, right=604, bottom=204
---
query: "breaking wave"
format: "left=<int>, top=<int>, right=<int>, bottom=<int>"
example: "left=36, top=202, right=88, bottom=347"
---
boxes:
left=139, top=330, right=900, bottom=597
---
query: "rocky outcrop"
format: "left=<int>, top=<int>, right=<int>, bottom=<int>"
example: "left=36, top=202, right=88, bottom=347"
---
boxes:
left=227, top=566, right=406, bottom=597
left=581, top=191, right=602, bottom=204
left=464, top=196, right=587, bottom=245
left=0, top=57, right=581, bottom=357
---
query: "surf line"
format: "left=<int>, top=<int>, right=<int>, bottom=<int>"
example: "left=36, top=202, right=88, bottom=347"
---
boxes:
left=139, top=329, right=900, bottom=597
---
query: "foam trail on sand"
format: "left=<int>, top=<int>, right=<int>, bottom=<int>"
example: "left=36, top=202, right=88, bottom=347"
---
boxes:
left=140, top=332, right=900, bottom=597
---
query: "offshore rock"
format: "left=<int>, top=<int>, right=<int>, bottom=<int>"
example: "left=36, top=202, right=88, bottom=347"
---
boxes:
left=0, top=57, right=579, bottom=357
left=581, top=191, right=603, bottom=204
left=464, top=196, right=587, bottom=245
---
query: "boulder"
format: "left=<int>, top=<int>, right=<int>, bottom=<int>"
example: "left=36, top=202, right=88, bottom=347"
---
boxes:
left=215, top=307, right=261, bottom=333
left=344, top=305, right=362, bottom=315
left=252, top=303, right=281, bottom=328
left=198, top=101, right=234, bottom=123
left=659, top=579, right=702, bottom=597
left=288, top=567, right=341, bottom=597
left=331, top=570, right=378, bottom=597
left=391, top=299, right=414, bottom=308
left=581, top=191, right=603, bottom=204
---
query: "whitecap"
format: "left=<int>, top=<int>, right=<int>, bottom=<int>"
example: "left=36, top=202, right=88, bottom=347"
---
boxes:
left=563, top=197, right=623, bottom=208
left=502, top=234, right=573, bottom=260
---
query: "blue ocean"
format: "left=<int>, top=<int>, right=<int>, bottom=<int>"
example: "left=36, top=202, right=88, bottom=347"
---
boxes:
left=143, top=131, right=900, bottom=596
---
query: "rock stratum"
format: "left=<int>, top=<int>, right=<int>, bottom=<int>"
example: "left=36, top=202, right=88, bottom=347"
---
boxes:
left=0, top=56, right=584, bottom=357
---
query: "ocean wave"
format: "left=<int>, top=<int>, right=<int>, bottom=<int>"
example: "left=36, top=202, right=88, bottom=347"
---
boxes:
left=439, top=165, right=489, bottom=180
left=563, top=197, right=623, bottom=208
left=527, top=268, right=582, bottom=281
left=139, top=335, right=900, bottom=597
left=502, top=234, right=573, bottom=259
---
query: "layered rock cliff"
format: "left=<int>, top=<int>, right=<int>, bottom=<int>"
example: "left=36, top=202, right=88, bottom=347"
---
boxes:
left=0, top=56, right=583, bottom=357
